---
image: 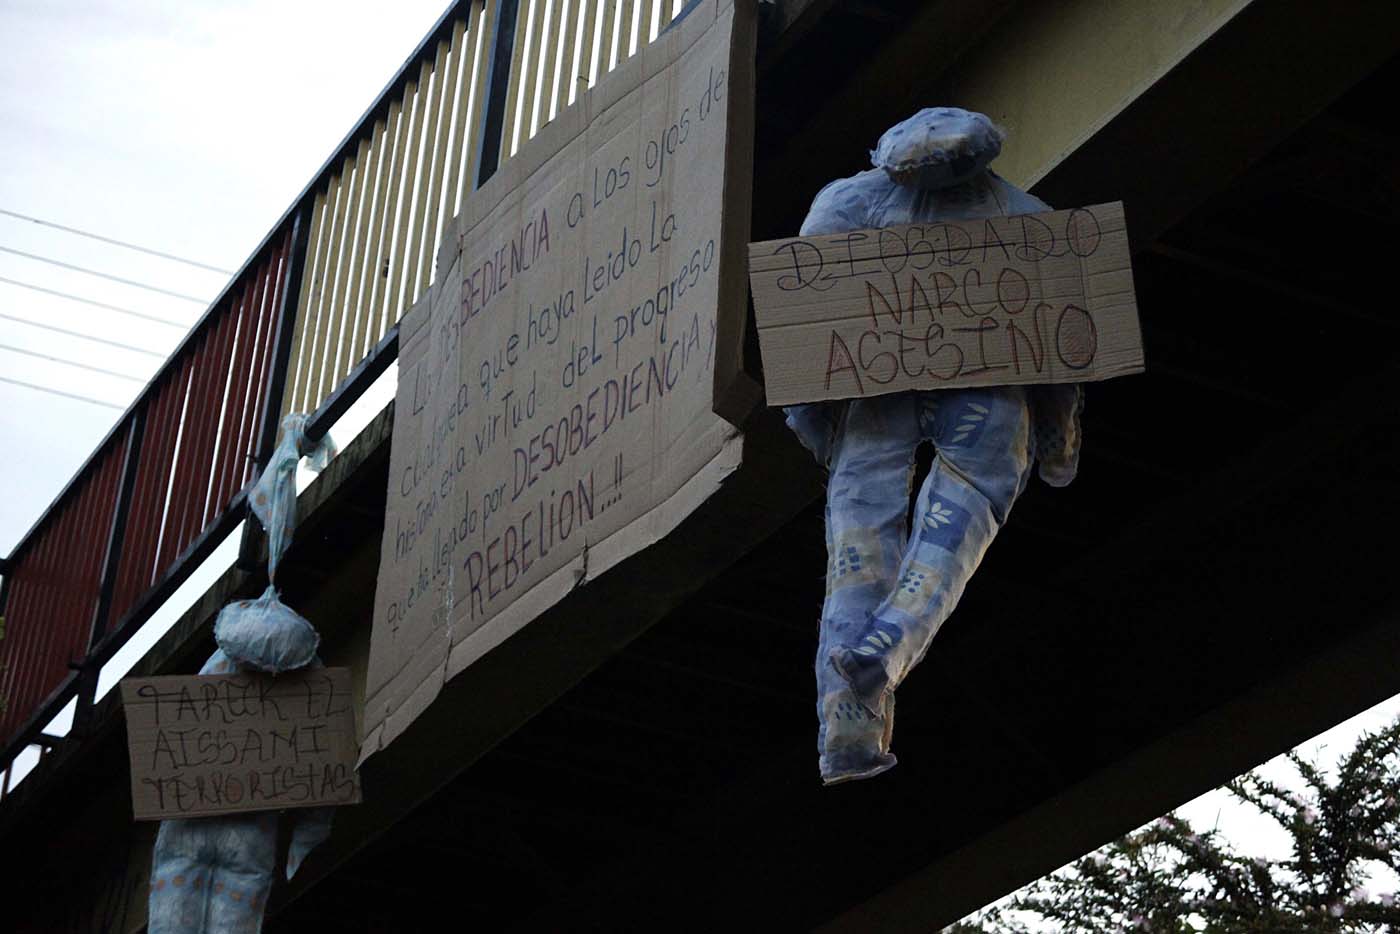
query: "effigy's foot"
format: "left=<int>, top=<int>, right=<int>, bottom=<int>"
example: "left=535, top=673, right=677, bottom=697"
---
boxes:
left=822, top=749, right=897, bottom=786
left=829, top=646, right=891, bottom=718
left=819, top=690, right=896, bottom=785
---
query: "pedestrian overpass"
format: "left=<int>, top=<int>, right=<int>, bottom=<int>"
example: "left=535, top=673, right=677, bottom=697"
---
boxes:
left=3, top=0, right=1399, bottom=929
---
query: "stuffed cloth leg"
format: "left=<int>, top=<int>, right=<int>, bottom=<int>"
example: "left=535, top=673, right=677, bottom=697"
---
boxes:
left=817, top=394, right=924, bottom=783
left=831, top=387, right=1034, bottom=717
left=149, top=810, right=278, bottom=934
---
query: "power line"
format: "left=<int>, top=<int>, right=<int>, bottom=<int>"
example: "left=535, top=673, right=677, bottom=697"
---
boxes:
left=0, top=342, right=144, bottom=382
left=0, top=375, right=125, bottom=410
left=0, top=245, right=210, bottom=304
left=0, top=312, right=166, bottom=357
left=0, top=207, right=232, bottom=274
left=0, top=275, right=188, bottom=328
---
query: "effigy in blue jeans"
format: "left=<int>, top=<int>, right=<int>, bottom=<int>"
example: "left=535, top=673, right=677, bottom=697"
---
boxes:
left=785, top=108, right=1083, bottom=784
left=148, top=415, right=336, bottom=933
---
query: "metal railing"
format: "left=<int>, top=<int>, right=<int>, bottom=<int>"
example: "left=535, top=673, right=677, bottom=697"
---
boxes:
left=0, top=0, right=691, bottom=788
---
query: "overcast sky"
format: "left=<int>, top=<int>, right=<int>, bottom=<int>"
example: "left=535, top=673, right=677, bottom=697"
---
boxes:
left=0, top=0, right=452, bottom=553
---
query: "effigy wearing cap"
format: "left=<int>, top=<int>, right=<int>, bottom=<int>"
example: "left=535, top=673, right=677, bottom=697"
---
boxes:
left=870, top=106, right=1005, bottom=189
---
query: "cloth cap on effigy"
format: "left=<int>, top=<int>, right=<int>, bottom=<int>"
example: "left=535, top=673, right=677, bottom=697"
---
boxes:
left=870, top=107, right=1005, bottom=189
left=213, top=586, right=320, bottom=673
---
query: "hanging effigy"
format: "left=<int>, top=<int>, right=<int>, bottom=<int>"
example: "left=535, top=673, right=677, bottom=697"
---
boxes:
left=748, top=107, right=1144, bottom=784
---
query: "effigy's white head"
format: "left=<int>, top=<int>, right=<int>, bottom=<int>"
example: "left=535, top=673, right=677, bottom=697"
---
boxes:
left=870, top=107, right=1005, bottom=190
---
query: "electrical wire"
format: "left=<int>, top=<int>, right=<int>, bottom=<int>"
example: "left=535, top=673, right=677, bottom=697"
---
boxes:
left=0, top=375, right=125, bottom=410
left=0, top=312, right=165, bottom=357
left=0, top=208, right=232, bottom=274
left=0, top=342, right=144, bottom=381
left=0, top=245, right=210, bottom=304
left=0, top=275, right=188, bottom=328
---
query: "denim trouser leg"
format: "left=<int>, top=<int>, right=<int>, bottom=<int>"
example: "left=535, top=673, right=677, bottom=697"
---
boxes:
left=818, top=394, right=919, bottom=783
left=149, top=813, right=277, bottom=933
left=831, top=387, right=1034, bottom=718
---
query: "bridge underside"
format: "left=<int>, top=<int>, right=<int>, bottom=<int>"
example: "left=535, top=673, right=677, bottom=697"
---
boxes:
left=6, top=1, right=1400, bottom=931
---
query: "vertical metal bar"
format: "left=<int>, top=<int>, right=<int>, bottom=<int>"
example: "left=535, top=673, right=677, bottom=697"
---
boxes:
left=529, top=0, right=562, bottom=139
left=213, top=279, right=258, bottom=512
left=371, top=101, right=410, bottom=343
left=70, top=441, right=119, bottom=669
left=1, top=573, right=36, bottom=740
left=0, top=557, right=11, bottom=636
left=248, top=241, right=287, bottom=463
left=403, top=44, right=448, bottom=312
left=238, top=208, right=311, bottom=572
left=259, top=210, right=312, bottom=463
left=324, top=139, right=373, bottom=400
left=353, top=117, right=393, bottom=361
left=0, top=559, right=10, bottom=737
left=547, top=0, right=572, bottom=122
left=315, top=146, right=366, bottom=407
left=500, top=0, right=532, bottom=160
left=460, top=1, right=495, bottom=201
left=88, top=414, right=144, bottom=650
left=3, top=570, right=42, bottom=742
left=154, top=355, right=196, bottom=573
left=71, top=412, right=143, bottom=732
left=3, top=559, right=36, bottom=740
left=299, top=171, right=348, bottom=413
left=441, top=17, right=475, bottom=228
left=170, top=328, right=221, bottom=559
left=25, top=515, right=62, bottom=726
left=186, top=305, right=238, bottom=536
left=384, top=62, right=432, bottom=326
left=36, top=505, right=76, bottom=723
left=600, top=0, right=621, bottom=74
left=282, top=192, right=328, bottom=417
left=416, top=35, right=462, bottom=299
left=405, top=40, right=452, bottom=304
left=240, top=243, right=283, bottom=485
left=570, top=0, right=600, bottom=104
left=115, top=373, right=177, bottom=617
left=476, top=0, right=523, bottom=188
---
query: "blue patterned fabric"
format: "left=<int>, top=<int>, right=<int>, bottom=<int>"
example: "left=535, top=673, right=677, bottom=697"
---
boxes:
left=213, top=587, right=320, bottom=674
left=869, top=106, right=1004, bottom=189
left=149, top=415, right=336, bottom=932
left=147, top=652, right=334, bottom=934
left=248, top=414, right=337, bottom=583
left=787, top=108, right=1083, bottom=784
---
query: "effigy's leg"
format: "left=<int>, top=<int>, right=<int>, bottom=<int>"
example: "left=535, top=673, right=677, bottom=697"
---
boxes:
left=149, top=813, right=277, bottom=934
left=817, top=393, right=919, bottom=783
left=831, top=388, right=1033, bottom=717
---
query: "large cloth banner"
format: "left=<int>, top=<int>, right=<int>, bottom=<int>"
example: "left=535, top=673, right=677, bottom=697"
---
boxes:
left=361, top=0, right=754, bottom=760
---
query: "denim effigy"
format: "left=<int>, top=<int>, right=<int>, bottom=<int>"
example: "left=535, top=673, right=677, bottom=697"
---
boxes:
left=787, top=108, right=1083, bottom=784
left=147, top=653, right=334, bottom=933
left=149, top=417, right=336, bottom=933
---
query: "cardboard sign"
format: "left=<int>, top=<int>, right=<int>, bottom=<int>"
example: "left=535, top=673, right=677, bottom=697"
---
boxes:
left=360, top=0, right=754, bottom=761
left=748, top=201, right=1144, bottom=406
left=120, top=669, right=361, bottom=821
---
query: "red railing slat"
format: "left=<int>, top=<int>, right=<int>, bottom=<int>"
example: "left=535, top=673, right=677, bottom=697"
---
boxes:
left=154, top=356, right=196, bottom=573
left=250, top=232, right=292, bottom=462
left=213, top=280, right=257, bottom=513
left=203, top=290, right=246, bottom=527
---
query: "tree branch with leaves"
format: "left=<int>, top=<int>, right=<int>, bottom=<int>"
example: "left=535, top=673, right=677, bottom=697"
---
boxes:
left=952, top=717, right=1400, bottom=933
